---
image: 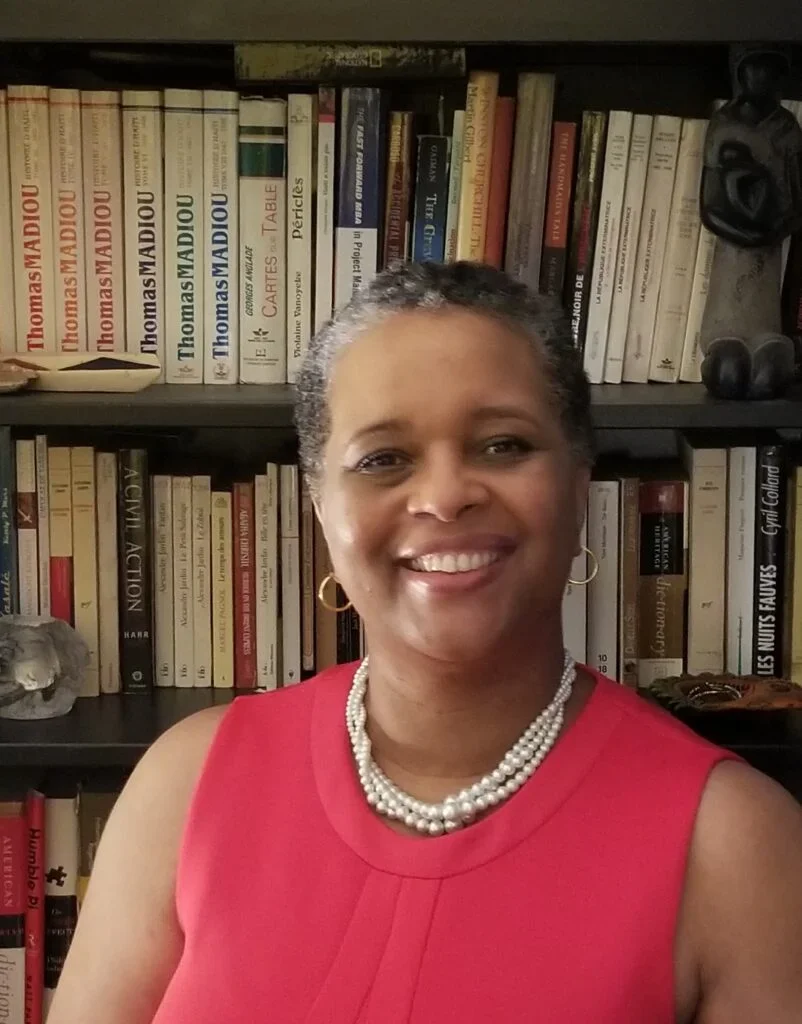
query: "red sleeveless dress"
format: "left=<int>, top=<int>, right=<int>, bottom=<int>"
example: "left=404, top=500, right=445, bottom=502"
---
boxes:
left=151, top=664, right=735, bottom=1023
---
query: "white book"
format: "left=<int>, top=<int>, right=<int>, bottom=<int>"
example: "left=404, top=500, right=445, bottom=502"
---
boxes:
left=164, top=89, right=205, bottom=383
left=49, top=88, right=88, bottom=353
left=586, top=480, right=620, bottom=679
left=583, top=110, right=633, bottom=383
left=35, top=434, right=50, bottom=617
left=678, top=226, right=717, bottom=382
left=192, top=475, right=212, bottom=688
left=648, top=118, right=707, bottom=382
left=81, top=90, right=125, bottom=353
left=444, top=109, right=465, bottom=263
left=726, top=446, right=756, bottom=675
left=8, top=85, right=57, bottom=353
left=0, top=91, right=17, bottom=353
left=203, top=90, right=239, bottom=384
left=255, top=468, right=279, bottom=691
left=621, top=115, right=682, bottom=383
left=95, top=451, right=120, bottom=694
left=151, top=474, right=174, bottom=687
left=172, top=476, right=194, bottom=687
left=287, top=94, right=314, bottom=384
left=604, top=114, right=653, bottom=383
left=43, top=796, right=79, bottom=1016
left=314, top=86, right=336, bottom=333
left=71, top=446, right=99, bottom=697
left=280, top=464, right=301, bottom=685
left=122, top=90, right=165, bottom=375
left=239, top=96, right=287, bottom=383
left=562, top=519, right=588, bottom=665
left=15, top=439, right=38, bottom=616
left=211, top=490, right=234, bottom=688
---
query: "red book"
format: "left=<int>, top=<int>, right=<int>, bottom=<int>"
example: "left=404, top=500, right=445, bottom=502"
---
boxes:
left=483, top=96, right=516, bottom=269
left=233, top=481, right=256, bottom=689
left=25, top=792, right=45, bottom=1024
left=47, top=447, right=73, bottom=624
left=539, top=121, right=578, bottom=297
left=0, top=800, right=26, bottom=1023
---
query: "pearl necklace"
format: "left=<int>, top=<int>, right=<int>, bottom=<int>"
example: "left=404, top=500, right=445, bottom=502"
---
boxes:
left=345, top=651, right=576, bottom=837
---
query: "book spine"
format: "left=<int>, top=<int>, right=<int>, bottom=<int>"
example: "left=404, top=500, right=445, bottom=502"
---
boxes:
left=0, top=429, right=17, bottom=616
left=790, top=467, right=802, bottom=684
left=443, top=110, right=465, bottom=263
left=539, top=121, right=577, bottom=298
left=192, top=475, right=212, bottom=688
left=622, top=114, right=682, bottom=382
left=70, top=446, right=99, bottom=697
left=239, top=96, right=287, bottom=384
left=280, top=464, right=302, bottom=684
left=15, top=439, right=39, bottom=617
left=80, top=90, right=125, bottom=353
left=562, top=519, right=588, bottom=665
left=233, top=481, right=256, bottom=688
left=172, top=476, right=194, bottom=688
left=411, top=135, right=450, bottom=263
left=151, top=474, right=174, bottom=688
left=314, top=86, right=336, bottom=332
left=638, top=479, right=686, bottom=686
left=604, top=114, right=653, bottom=383
left=0, top=803, right=25, bottom=1024
left=122, top=90, right=165, bottom=376
left=76, top=790, right=116, bottom=911
left=334, top=87, right=382, bottom=310
left=483, top=96, right=515, bottom=269
left=564, top=110, right=608, bottom=352
left=117, top=449, right=152, bottom=692
left=648, top=118, right=707, bottom=382
left=95, top=451, right=120, bottom=694
left=0, top=92, right=16, bottom=352
left=684, top=443, right=727, bottom=675
left=726, top=446, right=756, bottom=675
left=202, top=90, right=239, bottom=384
left=287, top=93, right=314, bottom=384
left=25, top=791, right=44, bottom=1024
left=456, top=71, right=498, bottom=262
left=301, top=482, right=315, bottom=674
left=381, top=110, right=413, bottom=268
left=586, top=480, right=620, bottom=679
left=43, top=797, right=79, bottom=1016
left=211, top=491, right=234, bottom=688
left=255, top=468, right=279, bottom=690
left=506, top=73, right=555, bottom=286
left=49, top=88, right=88, bottom=354
left=235, top=43, right=466, bottom=81
left=678, top=226, right=717, bottom=383
left=617, top=475, right=640, bottom=687
left=583, top=110, right=633, bottom=383
left=47, top=446, right=72, bottom=623
left=8, top=86, right=57, bottom=353
left=164, top=89, right=205, bottom=383
left=753, top=444, right=787, bottom=677
left=34, top=435, right=50, bottom=617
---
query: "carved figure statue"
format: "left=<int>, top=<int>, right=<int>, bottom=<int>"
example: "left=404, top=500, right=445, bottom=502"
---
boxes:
left=0, top=616, right=89, bottom=720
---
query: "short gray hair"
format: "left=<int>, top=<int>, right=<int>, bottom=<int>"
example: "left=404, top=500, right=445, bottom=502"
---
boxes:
left=295, top=261, right=594, bottom=489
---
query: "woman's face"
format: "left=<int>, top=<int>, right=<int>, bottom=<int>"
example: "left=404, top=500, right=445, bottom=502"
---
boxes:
left=317, top=308, right=590, bottom=663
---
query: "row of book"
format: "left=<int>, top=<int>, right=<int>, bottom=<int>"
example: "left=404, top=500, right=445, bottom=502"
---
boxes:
left=0, top=786, right=118, bottom=1024
left=4, top=71, right=800, bottom=387
left=567, top=435, right=802, bottom=689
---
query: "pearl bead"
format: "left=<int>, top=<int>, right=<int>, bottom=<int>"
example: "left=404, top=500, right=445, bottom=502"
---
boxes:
left=416, top=819, right=429, bottom=834
left=428, top=821, right=445, bottom=836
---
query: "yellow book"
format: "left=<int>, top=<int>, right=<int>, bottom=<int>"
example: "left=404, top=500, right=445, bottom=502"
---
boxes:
left=455, top=71, right=498, bottom=262
left=71, top=446, right=99, bottom=696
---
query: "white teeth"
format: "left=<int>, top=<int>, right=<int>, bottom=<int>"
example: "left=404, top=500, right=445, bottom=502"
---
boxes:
left=409, top=551, right=499, bottom=574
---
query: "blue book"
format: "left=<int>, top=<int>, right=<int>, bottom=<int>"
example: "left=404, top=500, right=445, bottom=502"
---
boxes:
left=0, top=427, right=18, bottom=614
left=411, top=135, right=450, bottom=263
left=334, top=87, right=383, bottom=309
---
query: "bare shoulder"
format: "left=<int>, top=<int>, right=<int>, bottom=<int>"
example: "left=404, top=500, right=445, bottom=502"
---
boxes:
left=685, top=759, right=802, bottom=1024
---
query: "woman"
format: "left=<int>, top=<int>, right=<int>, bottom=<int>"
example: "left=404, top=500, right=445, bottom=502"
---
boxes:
left=49, top=262, right=802, bottom=1023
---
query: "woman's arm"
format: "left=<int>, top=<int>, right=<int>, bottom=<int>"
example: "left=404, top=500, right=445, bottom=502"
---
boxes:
left=46, top=705, right=228, bottom=1024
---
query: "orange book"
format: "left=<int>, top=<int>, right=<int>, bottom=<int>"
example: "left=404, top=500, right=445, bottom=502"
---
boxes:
left=484, top=96, right=515, bottom=268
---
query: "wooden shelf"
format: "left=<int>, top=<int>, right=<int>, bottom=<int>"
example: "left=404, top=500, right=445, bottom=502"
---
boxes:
left=0, top=688, right=236, bottom=767
left=3, top=383, right=802, bottom=432
left=1, top=0, right=800, bottom=44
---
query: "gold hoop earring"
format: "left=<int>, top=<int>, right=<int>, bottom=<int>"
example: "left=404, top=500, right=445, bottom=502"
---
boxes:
left=317, top=573, right=352, bottom=612
left=568, top=546, right=599, bottom=586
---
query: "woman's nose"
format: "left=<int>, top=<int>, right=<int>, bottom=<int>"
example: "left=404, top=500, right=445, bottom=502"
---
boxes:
left=405, top=455, right=489, bottom=522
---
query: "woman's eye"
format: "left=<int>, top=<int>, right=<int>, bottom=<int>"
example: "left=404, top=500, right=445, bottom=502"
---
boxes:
left=354, top=450, right=408, bottom=473
left=482, top=436, right=534, bottom=458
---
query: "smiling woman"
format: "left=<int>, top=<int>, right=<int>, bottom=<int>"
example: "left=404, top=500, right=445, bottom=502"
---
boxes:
left=47, top=262, right=802, bottom=1024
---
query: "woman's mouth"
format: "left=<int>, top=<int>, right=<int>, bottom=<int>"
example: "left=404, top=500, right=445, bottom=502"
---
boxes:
left=408, top=551, right=501, bottom=574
